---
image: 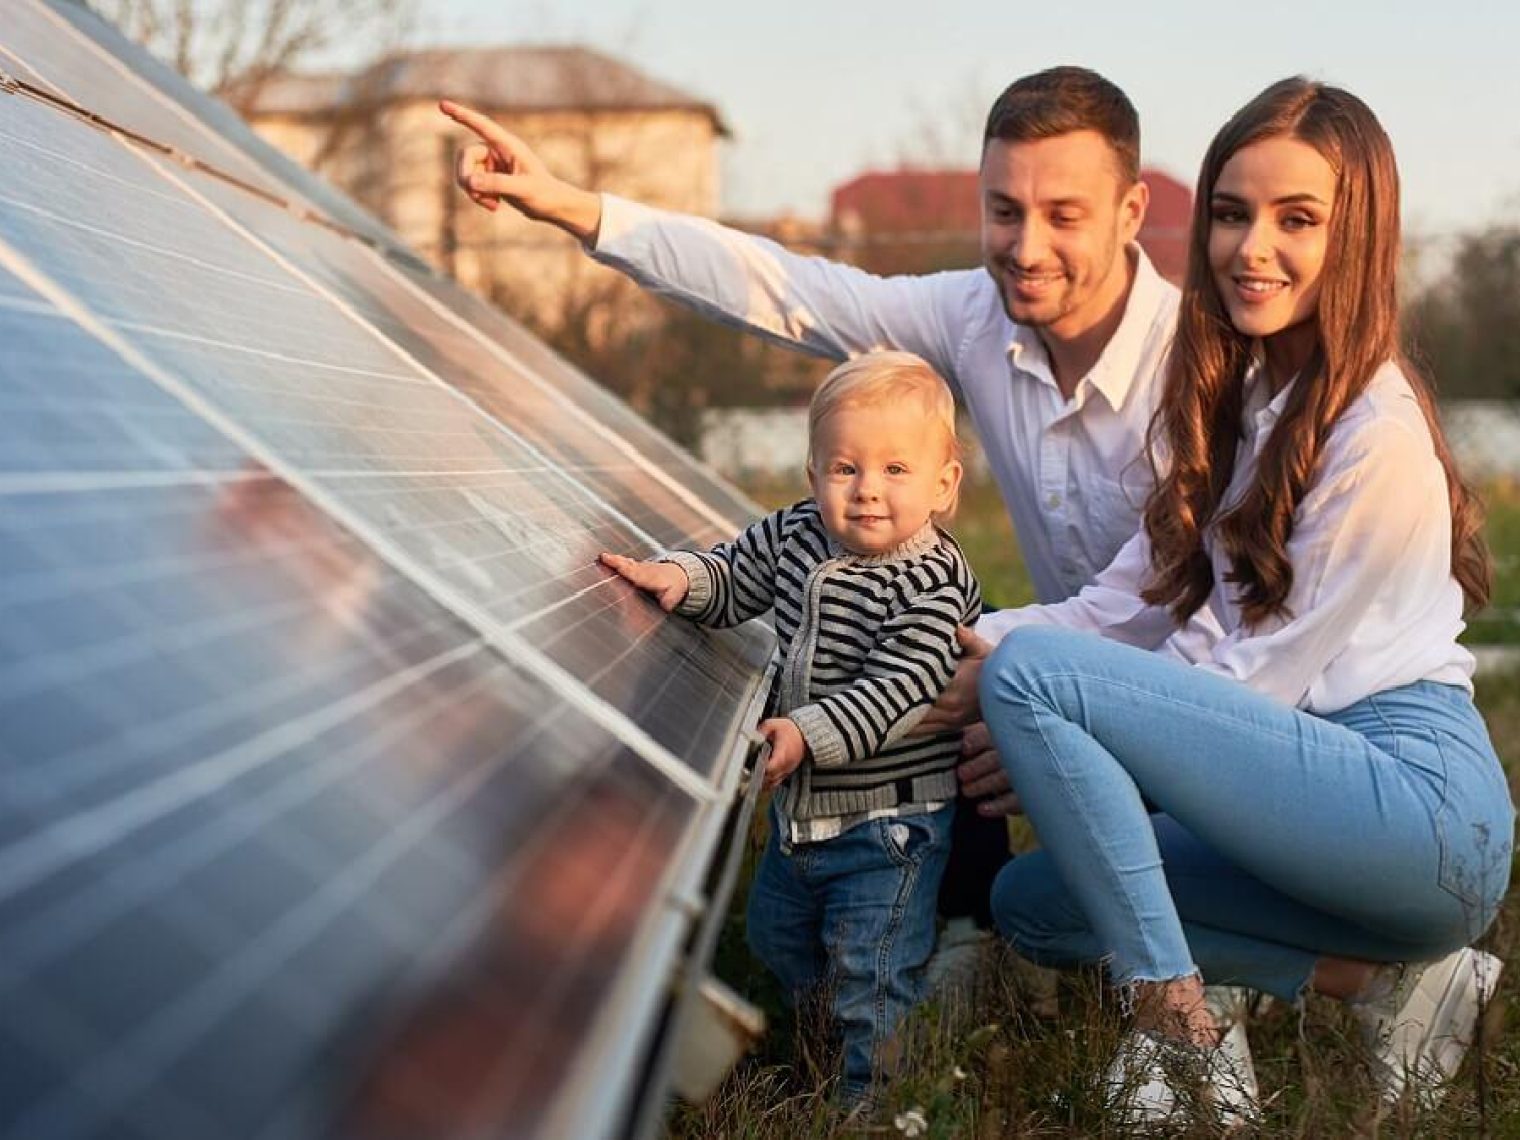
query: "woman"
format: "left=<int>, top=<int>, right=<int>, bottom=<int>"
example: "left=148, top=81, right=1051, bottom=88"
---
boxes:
left=967, top=78, right=1513, bottom=1124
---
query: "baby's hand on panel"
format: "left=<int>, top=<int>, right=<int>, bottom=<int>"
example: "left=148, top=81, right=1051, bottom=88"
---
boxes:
left=598, top=552, right=690, bottom=611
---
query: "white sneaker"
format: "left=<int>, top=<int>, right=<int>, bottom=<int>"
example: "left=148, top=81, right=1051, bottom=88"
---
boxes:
left=1350, top=947, right=1502, bottom=1104
left=924, top=916, right=993, bottom=998
left=1104, top=1030, right=1178, bottom=1126
left=1204, top=986, right=1262, bottom=1127
left=1103, top=1025, right=1260, bottom=1130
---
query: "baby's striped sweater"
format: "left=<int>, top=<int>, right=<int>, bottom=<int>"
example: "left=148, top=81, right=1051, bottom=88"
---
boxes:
left=669, top=500, right=980, bottom=822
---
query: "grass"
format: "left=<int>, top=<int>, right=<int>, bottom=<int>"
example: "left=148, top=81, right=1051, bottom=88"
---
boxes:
left=1470, top=479, right=1520, bottom=645
left=666, top=478, right=1520, bottom=1138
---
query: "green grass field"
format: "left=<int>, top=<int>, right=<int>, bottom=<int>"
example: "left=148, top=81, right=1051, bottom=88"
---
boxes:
left=1471, top=479, right=1520, bottom=646
left=668, top=478, right=1520, bottom=1139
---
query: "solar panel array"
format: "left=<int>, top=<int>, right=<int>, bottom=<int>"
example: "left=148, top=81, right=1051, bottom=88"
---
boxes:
left=0, top=3, right=774, bottom=1137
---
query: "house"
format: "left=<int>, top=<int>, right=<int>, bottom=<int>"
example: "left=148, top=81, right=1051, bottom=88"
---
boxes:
left=244, top=45, right=728, bottom=335
left=827, top=165, right=1193, bottom=283
left=830, top=169, right=981, bottom=274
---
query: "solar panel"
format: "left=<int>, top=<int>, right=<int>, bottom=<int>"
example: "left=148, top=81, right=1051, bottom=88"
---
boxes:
left=5, top=0, right=416, bottom=258
left=0, top=5, right=773, bottom=1137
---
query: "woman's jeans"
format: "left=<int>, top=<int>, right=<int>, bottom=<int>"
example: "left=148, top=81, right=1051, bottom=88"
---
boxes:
left=747, top=803, right=952, bottom=1099
left=980, top=626, right=1514, bottom=1001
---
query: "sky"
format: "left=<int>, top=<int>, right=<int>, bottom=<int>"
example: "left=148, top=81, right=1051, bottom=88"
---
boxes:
left=420, top=0, right=1520, bottom=245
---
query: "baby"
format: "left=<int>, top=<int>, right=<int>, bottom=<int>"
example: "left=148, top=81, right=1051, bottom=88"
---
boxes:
left=600, top=350, right=981, bottom=1103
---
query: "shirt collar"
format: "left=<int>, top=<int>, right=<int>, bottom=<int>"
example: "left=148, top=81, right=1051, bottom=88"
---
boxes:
left=1241, top=355, right=1298, bottom=441
left=1004, top=245, right=1169, bottom=410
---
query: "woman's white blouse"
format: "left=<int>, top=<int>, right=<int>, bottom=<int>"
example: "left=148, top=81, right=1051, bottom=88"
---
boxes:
left=976, top=362, right=1475, bottom=714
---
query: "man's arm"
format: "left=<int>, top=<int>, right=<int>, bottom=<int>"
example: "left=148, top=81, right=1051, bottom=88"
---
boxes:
left=441, top=101, right=603, bottom=241
left=439, top=103, right=970, bottom=377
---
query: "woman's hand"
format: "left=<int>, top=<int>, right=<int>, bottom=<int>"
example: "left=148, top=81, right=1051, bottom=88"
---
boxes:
left=915, top=626, right=994, bottom=734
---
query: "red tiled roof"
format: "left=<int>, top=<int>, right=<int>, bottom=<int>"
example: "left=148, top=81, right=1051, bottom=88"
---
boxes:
left=1138, top=168, right=1192, bottom=284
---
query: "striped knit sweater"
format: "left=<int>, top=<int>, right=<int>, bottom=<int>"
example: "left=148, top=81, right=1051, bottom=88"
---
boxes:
left=668, top=500, right=981, bottom=821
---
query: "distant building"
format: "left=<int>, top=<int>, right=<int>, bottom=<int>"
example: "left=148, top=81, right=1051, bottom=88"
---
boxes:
left=825, top=166, right=1193, bottom=283
left=244, top=45, right=728, bottom=335
left=830, top=169, right=981, bottom=274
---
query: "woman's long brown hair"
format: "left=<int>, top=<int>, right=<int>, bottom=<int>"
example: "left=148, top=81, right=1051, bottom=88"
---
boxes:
left=1141, top=78, right=1491, bottom=625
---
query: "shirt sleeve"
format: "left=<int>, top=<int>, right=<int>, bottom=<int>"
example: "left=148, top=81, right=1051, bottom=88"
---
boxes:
left=790, top=571, right=979, bottom=768
left=1195, top=416, right=1448, bottom=707
left=666, top=505, right=791, bottom=627
left=591, top=195, right=970, bottom=382
left=974, top=526, right=1183, bottom=650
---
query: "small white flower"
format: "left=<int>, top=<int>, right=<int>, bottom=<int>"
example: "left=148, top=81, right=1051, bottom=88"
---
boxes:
left=952, top=1065, right=968, bottom=1082
left=894, top=1107, right=929, bottom=1137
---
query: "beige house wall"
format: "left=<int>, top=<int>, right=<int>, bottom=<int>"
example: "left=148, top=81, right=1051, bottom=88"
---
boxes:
left=247, top=102, right=721, bottom=337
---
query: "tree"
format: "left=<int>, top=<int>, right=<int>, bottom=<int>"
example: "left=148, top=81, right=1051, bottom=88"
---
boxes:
left=1406, top=223, right=1520, bottom=400
left=93, top=0, right=414, bottom=115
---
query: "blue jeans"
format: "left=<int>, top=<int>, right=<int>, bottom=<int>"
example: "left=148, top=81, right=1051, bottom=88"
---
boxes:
left=746, top=803, right=953, bottom=1097
left=980, top=626, right=1513, bottom=1001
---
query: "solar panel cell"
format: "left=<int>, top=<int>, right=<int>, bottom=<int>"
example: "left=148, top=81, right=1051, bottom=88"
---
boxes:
left=35, top=0, right=417, bottom=256
left=4, top=0, right=301, bottom=205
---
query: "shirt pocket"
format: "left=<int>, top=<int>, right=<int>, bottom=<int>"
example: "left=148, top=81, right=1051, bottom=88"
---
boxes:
left=1083, top=472, right=1148, bottom=573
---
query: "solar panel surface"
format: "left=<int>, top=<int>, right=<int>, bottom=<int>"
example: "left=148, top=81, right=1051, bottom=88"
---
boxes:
left=7, top=0, right=416, bottom=256
left=0, top=5, right=772, bottom=1137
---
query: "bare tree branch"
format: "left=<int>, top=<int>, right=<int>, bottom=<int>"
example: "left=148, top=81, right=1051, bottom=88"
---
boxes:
left=100, top=0, right=416, bottom=114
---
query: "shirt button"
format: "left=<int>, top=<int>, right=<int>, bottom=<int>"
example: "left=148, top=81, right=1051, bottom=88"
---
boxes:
left=1047, top=493, right=1062, bottom=508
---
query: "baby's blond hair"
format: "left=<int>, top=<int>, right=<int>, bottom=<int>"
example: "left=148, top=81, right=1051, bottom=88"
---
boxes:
left=807, top=351, right=962, bottom=519
left=807, top=351, right=959, bottom=466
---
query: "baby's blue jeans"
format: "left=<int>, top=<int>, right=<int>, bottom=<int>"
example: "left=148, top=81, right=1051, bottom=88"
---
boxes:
left=747, top=802, right=952, bottom=1099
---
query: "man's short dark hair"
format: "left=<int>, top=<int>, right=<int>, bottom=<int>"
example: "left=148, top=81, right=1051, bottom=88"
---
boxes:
left=983, top=66, right=1141, bottom=184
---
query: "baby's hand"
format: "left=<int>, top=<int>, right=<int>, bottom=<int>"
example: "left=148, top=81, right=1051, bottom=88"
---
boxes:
left=758, top=717, right=807, bottom=791
left=598, top=552, right=690, bottom=611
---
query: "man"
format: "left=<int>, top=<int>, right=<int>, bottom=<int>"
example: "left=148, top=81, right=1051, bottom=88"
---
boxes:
left=440, top=64, right=1184, bottom=997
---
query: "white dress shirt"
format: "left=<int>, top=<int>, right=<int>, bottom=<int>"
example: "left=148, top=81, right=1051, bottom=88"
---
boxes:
left=592, top=194, right=1181, bottom=605
left=976, top=362, right=1475, bottom=713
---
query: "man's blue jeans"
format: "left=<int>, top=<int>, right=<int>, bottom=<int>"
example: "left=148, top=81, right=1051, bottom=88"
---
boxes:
left=746, top=803, right=953, bottom=1098
left=980, top=626, right=1513, bottom=1000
